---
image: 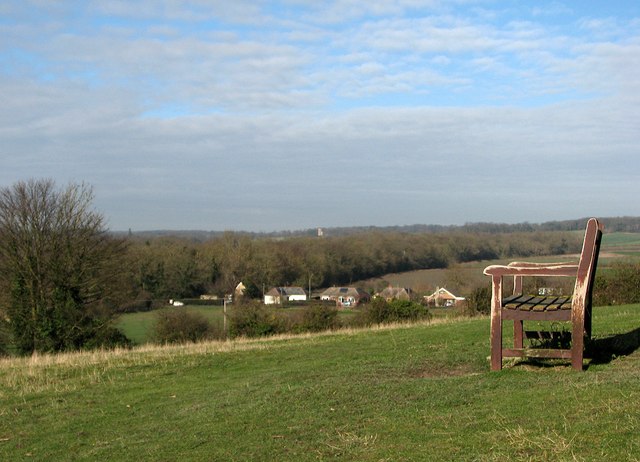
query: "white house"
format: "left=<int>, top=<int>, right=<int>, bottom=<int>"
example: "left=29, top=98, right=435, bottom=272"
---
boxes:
left=376, top=286, right=413, bottom=301
left=320, top=287, right=371, bottom=307
left=264, top=286, right=307, bottom=305
left=424, top=287, right=465, bottom=307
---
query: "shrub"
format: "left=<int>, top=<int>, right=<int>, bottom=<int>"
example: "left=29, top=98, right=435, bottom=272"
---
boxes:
left=228, top=302, right=286, bottom=338
left=83, top=326, right=132, bottom=350
left=299, top=305, right=340, bottom=332
left=466, top=286, right=491, bottom=316
left=117, top=298, right=153, bottom=313
left=154, top=310, right=212, bottom=344
left=593, top=261, right=640, bottom=306
left=0, top=318, right=10, bottom=356
left=359, top=298, right=430, bottom=325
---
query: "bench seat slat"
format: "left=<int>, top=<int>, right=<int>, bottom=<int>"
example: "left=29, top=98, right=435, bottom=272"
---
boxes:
left=502, top=295, right=572, bottom=312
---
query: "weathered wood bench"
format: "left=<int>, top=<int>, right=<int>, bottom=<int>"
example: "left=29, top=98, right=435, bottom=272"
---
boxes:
left=483, top=218, right=603, bottom=370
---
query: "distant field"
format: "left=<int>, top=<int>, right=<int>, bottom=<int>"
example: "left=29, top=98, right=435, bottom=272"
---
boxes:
left=357, top=231, right=640, bottom=296
left=599, top=232, right=640, bottom=257
left=600, top=232, right=640, bottom=246
left=116, top=305, right=358, bottom=345
left=115, top=306, right=227, bottom=344
left=3, top=305, right=639, bottom=461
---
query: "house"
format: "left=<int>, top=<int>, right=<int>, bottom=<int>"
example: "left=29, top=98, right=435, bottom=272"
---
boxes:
left=376, top=286, right=412, bottom=301
left=235, top=282, right=246, bottom=297
left=200, top=294, right=219, bottom=300
left=424, top=287, right=466, bottom=307
left=320, top=287, right=371, bottom=307
left=264, top=286, right=307, bottom=305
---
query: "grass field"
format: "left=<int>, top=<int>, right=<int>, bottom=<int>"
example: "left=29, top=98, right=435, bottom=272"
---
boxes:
left=2, top=304, right=639, bottom=461
left=116, top=305, right=360, bottom=345
left=116, top=305, right=228, bottom=344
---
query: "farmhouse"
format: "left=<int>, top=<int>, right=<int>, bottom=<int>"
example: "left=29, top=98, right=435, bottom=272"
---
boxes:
left=235, top=282, right=246, bottom=296
left=320, top=287, right=371, bottom=307
left=376, top=286, right=413, bottom=301
left=424, top=287, right=465, bottom=307
left=264, top=286, right=307, bottom=305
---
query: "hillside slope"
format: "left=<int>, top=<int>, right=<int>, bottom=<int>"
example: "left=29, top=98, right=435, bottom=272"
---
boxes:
left=1, top=306, right=639, bottom=461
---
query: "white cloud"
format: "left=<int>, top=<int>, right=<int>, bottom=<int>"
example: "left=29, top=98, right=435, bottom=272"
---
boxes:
left=1, top=0, right=640, bottom=230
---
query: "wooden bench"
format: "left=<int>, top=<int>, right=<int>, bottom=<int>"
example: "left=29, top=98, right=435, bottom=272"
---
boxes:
left=483, top=218, right=603, bottom=370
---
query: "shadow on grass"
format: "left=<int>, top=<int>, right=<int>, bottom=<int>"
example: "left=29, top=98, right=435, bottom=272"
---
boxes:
left=507, top=327, right=640, bottom=371
left=587, top=327, right=640, bottom=366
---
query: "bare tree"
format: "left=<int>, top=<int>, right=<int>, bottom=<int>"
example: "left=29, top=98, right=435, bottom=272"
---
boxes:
left=0, top=179, right=128, bottom=353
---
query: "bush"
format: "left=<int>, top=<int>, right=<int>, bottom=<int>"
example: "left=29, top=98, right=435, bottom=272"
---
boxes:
left=228, top=302, right=286, bottom=338
left=593, top=261, right=640, bottom=306
left=299, top=305, right=340, bottom=332
left=0, top=318, right=11, bottom=356
left=466, top=286, right=491, bottom=316
left=154, top=310, right=213, bottom=344
left=359, top=299, right=430, bottom=325
left=83, top=326, right=132, bottom=350
left=117, top=298, right=154, bottom=313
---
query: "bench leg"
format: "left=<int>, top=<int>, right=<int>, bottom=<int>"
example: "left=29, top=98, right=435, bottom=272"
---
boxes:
left=572, top=302, right=586, bottom=371
left=491, top=313, right=502, bottom=371
left=490, top=276, right=503, bottom=371
left=514, top=320, right=524, bottom=349
left=572, top=323, right=584, bottom=371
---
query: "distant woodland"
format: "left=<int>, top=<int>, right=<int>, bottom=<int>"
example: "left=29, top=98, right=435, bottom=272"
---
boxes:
left=119, top=216, right=640, bottom=304
left=124, top=216, right=640, bottom=241
left=121, top=228, right=580, bottom=304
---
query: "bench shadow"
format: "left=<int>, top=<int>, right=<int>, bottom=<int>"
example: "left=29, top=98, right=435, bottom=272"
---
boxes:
left=586, top=327, right=640, bottom=366
left=507, top=327, right=640, bottom=370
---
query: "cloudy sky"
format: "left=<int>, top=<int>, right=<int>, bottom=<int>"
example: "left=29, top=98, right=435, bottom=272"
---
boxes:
left=1, top=1, right=639, bottom=232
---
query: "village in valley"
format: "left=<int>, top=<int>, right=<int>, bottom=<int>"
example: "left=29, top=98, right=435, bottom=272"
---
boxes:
left=189, top=282, right=466, bottom=309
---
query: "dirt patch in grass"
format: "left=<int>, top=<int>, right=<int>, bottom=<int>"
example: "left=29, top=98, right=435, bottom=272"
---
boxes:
left=408, top=362, right=480, bottom=379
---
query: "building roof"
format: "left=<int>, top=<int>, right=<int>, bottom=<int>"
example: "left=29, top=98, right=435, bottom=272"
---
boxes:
left=377, top=286, right=412, bottom=299
left=266, top=286, right=307, bottom=297
left=425, top=287, right=465, bottom=301
left=320, top=287, right=371, bottom=299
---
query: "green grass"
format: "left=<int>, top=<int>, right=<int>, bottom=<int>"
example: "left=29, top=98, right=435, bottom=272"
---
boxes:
left=601, top=232, right=640, bottom=247
left=2, top=305, right=639, bottom=461
left=116, top=305, right=359, bottom=345
left=115, top=305, right=227, bottom=344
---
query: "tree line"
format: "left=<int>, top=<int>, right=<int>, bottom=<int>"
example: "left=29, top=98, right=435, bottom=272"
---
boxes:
left=126, top=216, right=640, bottom=240
left=121, top=225, right=580, bottom=304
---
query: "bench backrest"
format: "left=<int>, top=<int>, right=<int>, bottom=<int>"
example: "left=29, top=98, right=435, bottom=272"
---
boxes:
left=573, top=218, right=604, bottom=336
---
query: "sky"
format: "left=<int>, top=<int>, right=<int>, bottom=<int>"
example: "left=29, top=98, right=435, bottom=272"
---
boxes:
left=1, top=1, right=639, bottom=232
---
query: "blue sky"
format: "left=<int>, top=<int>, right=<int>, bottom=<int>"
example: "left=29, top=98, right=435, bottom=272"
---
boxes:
left=1, top=1, right=639, bottom=231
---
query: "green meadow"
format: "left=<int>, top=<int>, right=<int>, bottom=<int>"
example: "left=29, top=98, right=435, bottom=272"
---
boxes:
left=2, top=304, right=639, bottom=461
left=116, top=305, right=227, bottom=344
left=116, top=305, right=360, bottom=345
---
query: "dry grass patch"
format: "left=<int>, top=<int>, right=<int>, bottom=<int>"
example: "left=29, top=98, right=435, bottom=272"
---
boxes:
left=487, top=426, right=580, bottom=462
left=0, top=316, right=474, bottom=398
left=408, top=362, right=480, bottom=378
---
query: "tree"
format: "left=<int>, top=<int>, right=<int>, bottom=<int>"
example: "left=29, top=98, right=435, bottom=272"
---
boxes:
left=0, top=179, right=128, bottom=353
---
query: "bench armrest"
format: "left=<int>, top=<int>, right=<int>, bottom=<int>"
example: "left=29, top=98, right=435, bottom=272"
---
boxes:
left=507, top=261, right=576, bottom=268
left=483, top=263, right=579, bottom=277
